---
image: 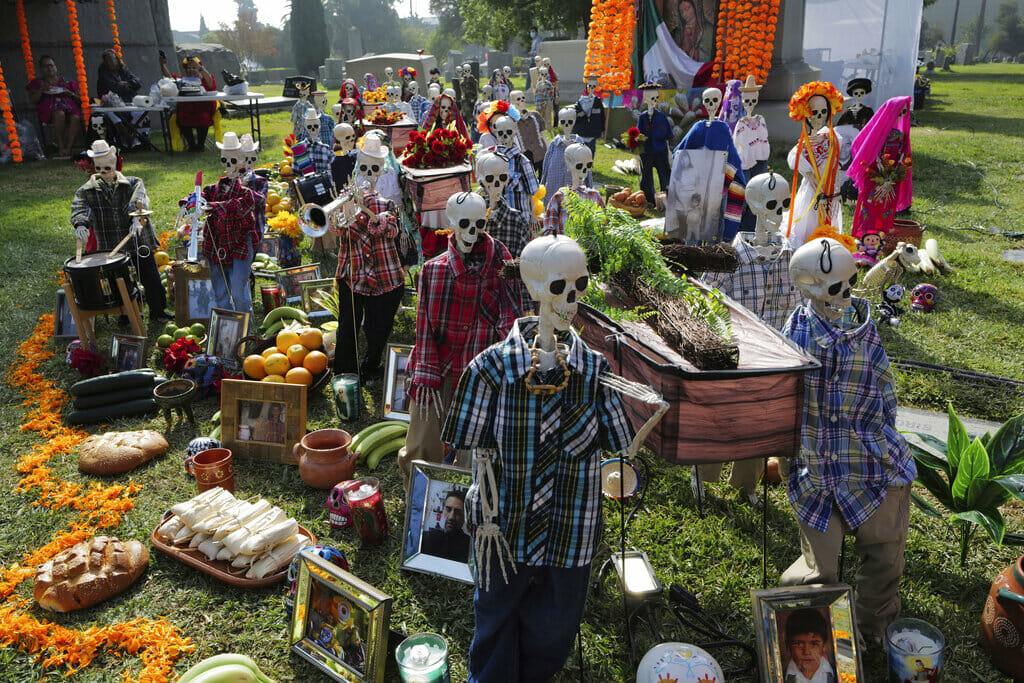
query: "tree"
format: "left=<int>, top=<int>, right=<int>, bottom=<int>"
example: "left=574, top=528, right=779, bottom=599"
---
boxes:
left=988, top=1, right=1024, bottom=56
left=428, top=0, right=464, bottom=60
left=199, top=15, right=209, bottom=36
left=216, top=11, right=280, bottom=71
left=959, top=12, right=989, bottom=46
left=458, top=0, right=590, bottom=50
left=291, top=0, right=330, bottom=74
left=919, top=18, right=946, bottom=50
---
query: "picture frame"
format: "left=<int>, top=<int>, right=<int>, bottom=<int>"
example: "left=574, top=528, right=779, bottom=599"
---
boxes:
left=665, top=148, right=728, bottom=245
left=172, top=262, right=215, bottom=327
left=290, top=550, right=393, bottom=682
left=220, top=379, right=307, bottom=464
left=276, top=264, right=322, bottom=303
left=207, top=308, right=250, bottom=370
left=175, top=245, right=189, bottom=261
left=383, top=344, right=412, bottom=422
left=751, top=584, right=863, bottom=682
left=53, top=289, right=78, bottom=341
left=258, top=234, right=280, bottom=258
left=300, top=278, right=336, bottom=323
left=110, top=333, right=146, bottom=372
left=401, top=460, right=475, bottom=584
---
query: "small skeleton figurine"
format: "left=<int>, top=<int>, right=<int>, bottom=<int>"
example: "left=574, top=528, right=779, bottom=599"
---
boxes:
left=382, top=66, right=398, bottom=90
left=407, top=80, right=429, bottom=126
left=301, top=108, right=334, bottom=174
left=338, top=97, right=364, bottom=135
left=542, top=143, right=602, bottom=236
left=399, top=66, right=417, bottom=101
left=837, top=78, right=875, bottom=129
left=331, top=123, right=358, bottom=190
left=291, top=81, right=313, bottom=137
left=636, top=81, right=673, bottom=208
left=311, top=90, right=335, bottom=146
left=510, top=90, right=547, bottom=172
left=90, top=114, right=108, bottom=142
left=734, top=75, right=770, bottom=231
left=477, top=150, right=532, bottom=259
left=877, top=283, right=904, bottom=326
left=573, top=75, right=605, bottom=154
left=540, top=107, right=591, bottom=207
left=460, top=63, right=478, bottom=123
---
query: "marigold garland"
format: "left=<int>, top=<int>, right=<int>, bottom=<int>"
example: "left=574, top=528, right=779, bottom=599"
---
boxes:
left=712, top=0, right=780, bottom=83
left=108, top=0, right=122, bottom=58
left=0, top=58, right=23, bottom=163
left=16, top=0, right=34, bottom=81
left=0, top=314, right=195, bottom=680
left=66, top=0, right=91, bottom=122
left=584, top=0, right=635, bottom=94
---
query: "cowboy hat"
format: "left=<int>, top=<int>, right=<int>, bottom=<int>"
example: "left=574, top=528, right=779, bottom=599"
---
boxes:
left=739, top=74, right=762, bottom=93
left=239, top=133, right=259, bottom=152
left=216, top=132, right=243, bottom=151
left=357, top=134, right=389, bottom=160
left=86, top=139, right=117, bottom=158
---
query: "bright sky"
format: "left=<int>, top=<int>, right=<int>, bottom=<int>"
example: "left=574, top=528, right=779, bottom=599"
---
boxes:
left=167, top=0, right=430, bottom=32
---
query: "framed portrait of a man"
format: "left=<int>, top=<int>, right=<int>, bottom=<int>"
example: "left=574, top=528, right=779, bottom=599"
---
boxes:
left=401, top=460, right=474, bottom=584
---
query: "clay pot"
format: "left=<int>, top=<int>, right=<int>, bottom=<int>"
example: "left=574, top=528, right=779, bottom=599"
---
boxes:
left=294, top=429, right=355, bottom=489
left=981, top=553, right=1024, bottom=679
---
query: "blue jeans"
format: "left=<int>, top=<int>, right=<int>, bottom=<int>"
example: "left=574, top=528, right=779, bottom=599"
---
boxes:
left=209, top=243, right=254, bottom=314
left=469, top=561, right=591, bottom=683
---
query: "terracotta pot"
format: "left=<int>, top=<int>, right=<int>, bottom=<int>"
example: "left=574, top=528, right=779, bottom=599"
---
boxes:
left=981, top=553, right=1024, bottom=679
left=185, top=448, right=234, bottom=493
left=294, top=429, right=355, bottom=489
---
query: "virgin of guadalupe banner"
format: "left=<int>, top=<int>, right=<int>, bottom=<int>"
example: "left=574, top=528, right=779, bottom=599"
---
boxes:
left=640, top=0, right=716, bottom=90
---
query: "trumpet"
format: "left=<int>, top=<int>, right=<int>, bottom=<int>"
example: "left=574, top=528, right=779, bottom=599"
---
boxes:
left=297, top=185, right=377, bottom=238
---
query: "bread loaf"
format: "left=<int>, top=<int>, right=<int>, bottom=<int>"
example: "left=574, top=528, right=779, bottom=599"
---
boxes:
left=78, top=430, right=169, bottom=475
left=33, top=536, right=149, bottom=612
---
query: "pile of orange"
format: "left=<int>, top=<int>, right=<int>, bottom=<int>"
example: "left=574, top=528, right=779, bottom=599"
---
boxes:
left=242, top=328, right=328, bottom=386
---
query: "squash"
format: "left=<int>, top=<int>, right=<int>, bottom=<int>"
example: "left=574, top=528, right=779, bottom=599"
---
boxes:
left=66, top=399, right=159, bottom=425
left=70, top=370, right=161, bottom=397
left=73, top=385, right=159, bottom=411
left=612, top=189, right=631, bottom=202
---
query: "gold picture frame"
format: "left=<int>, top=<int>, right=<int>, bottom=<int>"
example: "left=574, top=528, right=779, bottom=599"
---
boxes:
left=172, top=262, right=215, bottom=327
left=220, top=379, right=306, bottom=464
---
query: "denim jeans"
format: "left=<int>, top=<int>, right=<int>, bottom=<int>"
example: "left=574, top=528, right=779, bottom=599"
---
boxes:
left=469, top=561, right=591, bottom=683
left=209, top=243, right=254, bottom=314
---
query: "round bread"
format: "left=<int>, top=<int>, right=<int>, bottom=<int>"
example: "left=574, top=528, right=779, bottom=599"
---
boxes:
left=78, top=430, right=169, bottom=475
left=33, top=536, right=149, bottom=612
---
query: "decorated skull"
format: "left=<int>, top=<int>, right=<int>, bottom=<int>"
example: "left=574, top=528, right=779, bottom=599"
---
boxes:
left=90, top=114, right=107, bottom=140
left=558, top=106, right=577, bottom=132
left=745, top=172, right=791, bottom=229
left=807, top=94, right=831, bottom=132
left=790, top=237, right=858, bottom=321
left=476, top=151, right=510, bottom=199
left=510, top=90, right=527, bottom=111
left=326, top=480, right=359, bottom=529
left=564, top=143, right=593, bottom=187
left=446, top=191, right=488, bottom=253
left=492, top=115, right=517, bottom=149
left=851, top=87, right=868, bottom=103
left=702, top=87, right=722, bottom=118
left=333, top=123, right=356, bottom=153
left=883, top=283, right=905, bottom=305
left=910, top=283, right=939, bottom=312
left=520, top=235, right=590, bottom=330
left=312, top=91, right=328, bottom=113
left=183, top=437, right=221, bottom=478
left=303, top=108, right=321, bottom=142
left=284, top=545, right=349, bottom=617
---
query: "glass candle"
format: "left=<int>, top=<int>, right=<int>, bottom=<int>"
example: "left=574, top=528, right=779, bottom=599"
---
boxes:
left=396, top=632, right=450, bottom=683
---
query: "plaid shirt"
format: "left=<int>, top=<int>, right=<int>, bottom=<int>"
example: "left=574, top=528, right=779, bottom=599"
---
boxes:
left=202, top=176, right=259, bottom=264
left=305, top=138, right=334, bottom=174
left=783, top=298, right=916, bottom=533
left=701, top=233, right=802, bottom=331
left=539, top=135, right=592, bottom=207
left=261, top=417, right=285, bottom=443
left=482, top=193, right=533, bottom=258
left=317, top=112, right=335, bottom=147
left=441, top=318, right=634, bottom=567
left=332, top=191, right=404, bottom=296
left=71, top=173, right=157, bottom=250
left=407, top=233, right=522, bottom=397
left=242, top=172, right=269, bottom=236
left=543, top=186, right=604, bottom=236
left=496, top=146, right=539, bottom=218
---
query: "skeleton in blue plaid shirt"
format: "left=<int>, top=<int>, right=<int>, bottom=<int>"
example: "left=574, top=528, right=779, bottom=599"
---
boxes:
left=781, top=237, right=916, bottom=645
left=301, top=108, right=334, bottom=174
left=486, top=114, right=540, bottom=222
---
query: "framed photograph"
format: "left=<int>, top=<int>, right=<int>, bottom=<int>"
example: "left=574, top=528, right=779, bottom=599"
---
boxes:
left=175, top=245, right=189, bottom=261
left=220, top=379, right=307, bottom=464
left=54, top=289, right=78, bottom=341
left=401, top=460, right=474, bottom=584
left=751, top=584, right=863, bottom=683
left=276, top=264, right=322, bottom=303
left=301, top=278, right=336, bottom=322
left=258, top=234, right=280, bottom=258
left=172, top=262, right=215, bottom=327
left=110, top=333, right=146, bottom=372
left=383, top=344, right=412, bottom=422
left=290, top=550, right=393, bottom=682
left=665, top=148, right=728, bottom=245
left=207, top=308, right=250, bottom=369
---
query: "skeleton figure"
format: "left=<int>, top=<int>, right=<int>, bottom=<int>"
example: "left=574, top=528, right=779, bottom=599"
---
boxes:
left=448, top=190, right=487, bottom=255
left=291, top=81, right=312, bottom=137
left=333, top=123, right=356, bottom=154
left=311, top=90, right=335, bottom=145
left=383, top=67, right=396, bottom=87
left=564, top=143, right=593, bottom=188
left=90, top=114, right=107, bottom=142
left=491, top=114, right=518, bottom=150
left=477, top=151, right=531, bottom=259
left=511, top=90, right=547, bottom=168
left=877, top=283, right=904, bottom=326
left=510, top=90, right=528, bottom=112
left=238, top=133, right=268, bottom=237
left=790, top=237, right=859, bottom=322
left=744, top=172, right=791, bottom=247
left=853, top=242, right=921, bottom=300
left=339, top=99, right=362, bottom=128
left=540, top=107, right=591, bottom=207
left=477, top=151, right=511, bottom=205
left=459, top=64, right=478, bottom=122
left=702, top=87, right=722, bottom=121
left=302, top=108, right=321, bottom=143
left=301, top=108, right=333, bottom=174
left=837, top=78, right=875, bottom=129
left=542, top=143, right=601, bottom=236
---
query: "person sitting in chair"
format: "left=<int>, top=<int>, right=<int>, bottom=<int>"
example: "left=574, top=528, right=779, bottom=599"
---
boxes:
left=26, top=55, right=83, bottom=158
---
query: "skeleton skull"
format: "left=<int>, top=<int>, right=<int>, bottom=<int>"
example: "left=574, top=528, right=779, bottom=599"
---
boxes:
left=312, top=92, right=327, bottom=113
left=239, top=133, right=259, bottom=172
left=482, top=84, right=493, bottom=99
left=446, top=191, right=488, bottom=254
left=438, top=95, right=454, bottom=121
left=408, top=80, right=419, bottom=95
left=491, top=115, right=517, bottom=149
left=534, top=55, right=542, bottom=67
left=476, top=152, right=510, bottom=201
left=502, top=66, right=512, bottom=78
left=386, top=85, right=401, bottom=103
left=384, top=67, right=394, bottom=80
left=807, top=94, right=831, bottom=132
left=557, top=106, right=577, bottom=132
left=90, top=115, right=107, bottom=140
left=510, top=90, right=527, bottom=111
left=910, top=283, right=938, bottom=312
left=93, top=153, right=118, bottom=183
left=333, top=123, right=356, bottom=153
left=455, top=65, right=464, bottom=79
left=326, top=483, right=353, bottom=529
left=564, top=143, right=593, bottom=188
left=303, top=109, right=321, bottom=141
left=462, top=63, right=472, bottom=75
left=217, top=132, right=245, bottom=178
left=341, top=102, right=358, bottom=124
left=427, top=85, right=441, bottom=102
left=883, top=284, right=905, bottom=305
left=520, top=235, right=590, bottom=330
left=790, top=237, right=858, bottom=321
left=702, top=87, right=722, bottom=118
left=744, top=172, right=791, bottom=230
left=356, top=135, right=388, bottom=188
left=643, top=89, right=660, bottom=110
left=850, top=87, right=867, bottom=104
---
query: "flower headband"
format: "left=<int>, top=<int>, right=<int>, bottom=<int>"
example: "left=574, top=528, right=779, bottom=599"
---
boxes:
left=788, top=81, right=843, bottom=122
left=477, top=100, right=515, bottom=133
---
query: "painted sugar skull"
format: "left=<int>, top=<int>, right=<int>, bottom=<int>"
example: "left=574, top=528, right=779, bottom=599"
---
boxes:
left=284, top=545, right=349, bottom=617
left=333, top=123, right=356, bottom=153
left=183, top=437, right=221, bottom=477
left=702, top=87, right=722, bottom=118
left=239, top=133, right=259, bottom=173
left=491, top=115, right=517, bottom=148
left=326, top=480, right=359, bottom=528
left=520, top=235, right=590, bottom=329
left=910, top=283, right=939, bottom=312
left=447, top=191, right=488, bottom=254
left=90, top=114, right=107, bottom=140
left=558, top=106, right=577, bottom=133
left=745, top=172, right=791, bottom=229
left=790, top=237, right=859, bottom=321
left=807, top=94, right=831, bottom=132
left=510, top=90, right=527, bottom=111
left=883, top=283, right=905, bottom=305
left=303, top=108, right=321, bottom=141
left=564, top=143, right=593, bottom=188
left=476, top=151, right=510, bottom=200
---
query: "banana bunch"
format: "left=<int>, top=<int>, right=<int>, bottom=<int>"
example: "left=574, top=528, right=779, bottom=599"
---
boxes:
left=260, top=306, right=308, bottom=337
left=155, top=487, right=307, bottom=580
left=179, top=653, right=275, bottom=683
left=209, top=410, right=221, bottom=440
left=350, top=421, right=409, bottom=470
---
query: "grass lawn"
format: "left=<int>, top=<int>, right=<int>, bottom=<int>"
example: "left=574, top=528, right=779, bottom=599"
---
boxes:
left=0, top=64, right=1021, bottom=682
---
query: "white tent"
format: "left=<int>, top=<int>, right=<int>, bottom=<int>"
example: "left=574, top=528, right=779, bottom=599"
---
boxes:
left=802, top=0, right=925, bottom=110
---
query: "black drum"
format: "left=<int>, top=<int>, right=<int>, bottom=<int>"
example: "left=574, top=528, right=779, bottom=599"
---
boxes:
left=64, top=251, right=138, bottom=310
left=294, top=171, right=337, bottom=207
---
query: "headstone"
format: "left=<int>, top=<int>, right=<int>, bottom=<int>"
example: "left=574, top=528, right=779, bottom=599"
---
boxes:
left=325, top=58, right=346, bottom=88
left=1002, top=249, right=1024, bottom=264
left=348, top=27, right=363, bottom=60
left=175, top=43, right=241, bottom=86
left=487, top=51, right=513, bottom=74
left=540, top=40, right=587, bottom=106
left=345, top=52, right=437, bottom=94
left=284, top=76, right=317, bottom=98
left=446, top=50, right=465, bottom=80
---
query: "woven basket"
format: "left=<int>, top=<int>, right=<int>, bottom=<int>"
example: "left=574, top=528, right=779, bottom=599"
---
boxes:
left=881, top=219, right=924, bottom=256
left=235, top=334, right=330, bottom=393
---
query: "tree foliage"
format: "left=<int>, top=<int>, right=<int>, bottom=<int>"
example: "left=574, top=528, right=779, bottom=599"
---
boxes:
left=428, top=0, right=465, bottom=60
left=458, top=0, right=590, bottom=49
left=291, top=0, right=330, bottom=74
left=988, top=1, right=1024, bottom=56
left=215, top=11, right=280, bottom=71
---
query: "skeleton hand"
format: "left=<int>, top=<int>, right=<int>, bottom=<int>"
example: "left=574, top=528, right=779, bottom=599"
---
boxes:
left=807, top=132, right=825, bottom=146
left=130, top=218, right=143, bottom=236
left=75, top=225, right=90, bottom=241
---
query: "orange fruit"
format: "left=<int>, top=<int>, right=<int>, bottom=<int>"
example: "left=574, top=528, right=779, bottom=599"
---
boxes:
left=285, top=366, right=313, bottom=386
left=286, top=343, right=310, bottom=367
left=261, top=346, right=279, bottom=359
left=303, top=350, right=328, bottom=375
left=298, top=327, right=323, bottom=350
left=243, top=354, right=267, bottom=379
left=264, top=352, right=291, bottom=377
left=262, top=374, right=285, bottom=383
left=266, top=191, right=281, bottom=206
left=278, top=198, right=292, bottom=212
left=276, top=330, right=300, bottom=353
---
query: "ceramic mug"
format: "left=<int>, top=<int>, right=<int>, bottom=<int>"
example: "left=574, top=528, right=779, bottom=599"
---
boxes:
left=185, top=448, right=234, bottom=493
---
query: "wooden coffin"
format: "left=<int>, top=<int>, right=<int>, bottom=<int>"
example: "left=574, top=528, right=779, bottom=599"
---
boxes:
left=364, top=119, right=417, bottom=152
left=400, top=163, right=473, bottom=213
left=576, top=292, right=819, bottom=466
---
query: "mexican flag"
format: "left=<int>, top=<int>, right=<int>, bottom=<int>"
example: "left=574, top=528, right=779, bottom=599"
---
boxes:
left=637, top=0, right=705, bottom=90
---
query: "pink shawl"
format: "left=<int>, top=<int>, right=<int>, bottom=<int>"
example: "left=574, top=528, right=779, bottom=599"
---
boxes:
left=849, top=95, right=913, bottom=211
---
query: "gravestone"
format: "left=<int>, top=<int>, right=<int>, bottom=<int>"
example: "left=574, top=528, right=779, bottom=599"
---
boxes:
left=324, top=59, right=346, bottom=89
left=175, top=44, right=241, bottom=86
left=345, top=53, right=437, bottom=94
left=348, top=27, right=363, bottom=60
left=487, top=51, right=513, bottom=74
left=446, top=51, right=465, bottom=80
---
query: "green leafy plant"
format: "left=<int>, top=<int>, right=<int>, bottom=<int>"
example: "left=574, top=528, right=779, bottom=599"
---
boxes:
left=905, top=404, right=1024, bottom=566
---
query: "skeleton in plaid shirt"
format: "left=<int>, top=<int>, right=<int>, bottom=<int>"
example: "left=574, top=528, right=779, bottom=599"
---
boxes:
left=476, top=151, right=533, bottom=260
left=478, top=108, right=539, bottom=222
left=542, top=143, right=604, bottom=236
left=540, top=107, right=592, bottom=208
left=400, top=192, right=522, bottom=483
left=301, top=108, right=334, bottom=174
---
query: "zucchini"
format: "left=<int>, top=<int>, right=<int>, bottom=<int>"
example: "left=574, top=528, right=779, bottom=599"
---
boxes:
left=66, top=398, right=158, bottom=425
left=73, top=385, right=156, bottom=411
left=69, top=370, right=158, bottom=397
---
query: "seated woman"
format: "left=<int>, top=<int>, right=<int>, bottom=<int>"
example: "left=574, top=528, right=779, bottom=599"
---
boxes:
left=160, top=53, right=217, bottom=152
left=95, top=49, right=144, bottom=148
left=26, top=55, right=83, bottom=158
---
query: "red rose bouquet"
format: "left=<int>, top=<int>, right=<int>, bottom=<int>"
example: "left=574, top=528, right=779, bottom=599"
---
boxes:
left=163, top=338, right=202, bottom=375
left=403, top=127, right=472, bottom=169
left=620, top=126, right=647, bottom=152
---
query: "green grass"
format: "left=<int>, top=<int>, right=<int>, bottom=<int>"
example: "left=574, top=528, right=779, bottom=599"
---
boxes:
left=0, top=65, right=1022, bottom=682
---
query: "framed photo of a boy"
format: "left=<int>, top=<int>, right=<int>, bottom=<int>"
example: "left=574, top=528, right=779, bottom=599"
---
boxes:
left=207, top=308, right=250, bottom=369
left=276, top=264, right=322, bottom=303
left=111, top=333, right=146, bottom=372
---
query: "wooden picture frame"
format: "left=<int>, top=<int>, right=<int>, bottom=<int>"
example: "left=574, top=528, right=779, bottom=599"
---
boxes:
left=401, top=460, right=474, bottom=584
left=110, top=333, right=146, bottom=372
left=172, top=262, right=215, bottom=327
left=207, top=308, right=250, bottom=370
left=54, top=289, right=78, bottom=341
left=276, top=264, right=322, bottom=304
left=300, top=278, right=336, bottom=322
left=290, top=550, right=393, bottom=682
left=751, top=584, right=863, bottom=682
left=258, top=234, right=280, bottom=258
left=383, top=344, right=412, bottom=422
left=220, top=379, right=306, bottom=464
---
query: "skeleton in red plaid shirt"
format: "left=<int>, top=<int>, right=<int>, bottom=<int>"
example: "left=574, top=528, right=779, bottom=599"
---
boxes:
left=542, top=143, right=604, bottom=236
left=400, top=191, right=522, bottom=483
